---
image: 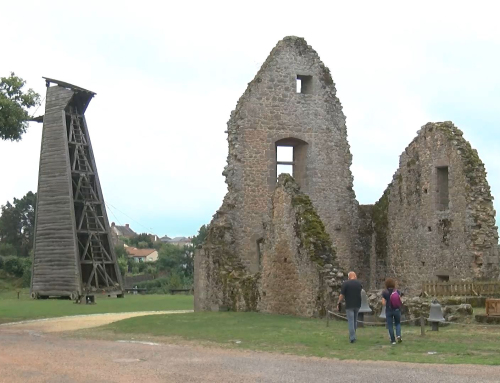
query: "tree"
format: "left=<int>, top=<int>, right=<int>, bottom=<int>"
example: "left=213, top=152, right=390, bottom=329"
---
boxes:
left=191, top=224, right=208, bottom=248
left=157, top=243, right=193, bottom=278
left=118, top=257, right=128, bottom=276
left=128, top=233, right=154, bottom=248
left=0, top=73, right=41, bottom=141
left=0, top=191, right=37, bottom=257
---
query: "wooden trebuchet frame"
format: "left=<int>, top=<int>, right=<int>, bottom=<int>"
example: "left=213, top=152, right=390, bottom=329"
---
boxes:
left=30, top=78, right=124, bottom=300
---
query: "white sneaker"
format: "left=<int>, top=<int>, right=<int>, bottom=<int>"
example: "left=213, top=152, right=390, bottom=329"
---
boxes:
left=391, top=342, right=396, bottom=345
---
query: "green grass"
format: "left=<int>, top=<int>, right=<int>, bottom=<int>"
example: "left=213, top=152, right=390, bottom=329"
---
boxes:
left=0, top=290, right=193, bottom=324
left=100, top=312, right=500, bottom=365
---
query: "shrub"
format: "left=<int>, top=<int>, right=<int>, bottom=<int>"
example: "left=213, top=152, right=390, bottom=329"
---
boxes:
left=0, top=255, right=3, bottom=269
left=21, top=258, right=32, bottom=287
left=4, top=256, right=24, bottom=277
left=118, top=257, right=128, bottom=276
left=0, top=243, right=17, bottom=257
left=138, top=261, right=148, bottom=273
left=135, top=273, right=193, bottom=294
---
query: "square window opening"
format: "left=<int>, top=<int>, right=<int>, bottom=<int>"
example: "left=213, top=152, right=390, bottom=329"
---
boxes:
left=296, top=75, right=313, bottom=94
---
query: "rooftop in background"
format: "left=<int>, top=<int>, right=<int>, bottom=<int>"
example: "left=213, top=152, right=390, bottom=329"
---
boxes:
left=111, top=222, right=137, bottom=237
left=125, top=247, right=157, bottom=257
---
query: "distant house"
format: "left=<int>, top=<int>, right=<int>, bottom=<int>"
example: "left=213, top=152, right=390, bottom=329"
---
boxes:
left=167, top=236, right=193, bottom=247
left=111, top=223, right=137, bottom=238
left=125, top=247, right=159, bottom=263
left=148, top=234, right=161, bottom=243
left=110, top=222, right=138, bottom=247
left=160, top=235, right=171, bottom=243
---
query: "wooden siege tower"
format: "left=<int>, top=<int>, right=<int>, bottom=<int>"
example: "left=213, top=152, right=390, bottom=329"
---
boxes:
left=31, top=78, right=124, bottom=300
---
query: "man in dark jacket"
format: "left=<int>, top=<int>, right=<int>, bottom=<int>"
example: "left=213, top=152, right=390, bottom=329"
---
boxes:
left=337, top=271, right=362, bottom=343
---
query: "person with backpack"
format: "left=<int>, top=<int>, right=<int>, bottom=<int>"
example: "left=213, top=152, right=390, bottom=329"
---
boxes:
left=381, top=278, right=402, bottom=345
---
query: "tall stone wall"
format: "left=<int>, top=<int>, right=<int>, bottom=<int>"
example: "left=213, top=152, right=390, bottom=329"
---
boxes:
left=195, top=174, right=344, bottom=316
left=259, top=175, right=343, bottom=317
left=219, top=36, right=361, bottom=275
left=371, top=122, right=499, bottom=292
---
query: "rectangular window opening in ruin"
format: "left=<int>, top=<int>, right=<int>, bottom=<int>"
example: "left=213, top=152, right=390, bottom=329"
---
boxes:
left=277, top=146, right=294, bottom=177
left=296, top=75, right=313, bottom=94
left=257, top=238, right=264, bottom=268
left=436, top=166, right=449, bottom=211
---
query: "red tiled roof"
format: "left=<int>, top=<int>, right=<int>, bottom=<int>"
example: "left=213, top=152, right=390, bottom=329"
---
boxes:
left=125, top=247, right=156, bottom=257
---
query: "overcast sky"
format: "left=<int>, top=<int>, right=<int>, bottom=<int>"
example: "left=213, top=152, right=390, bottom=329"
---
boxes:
left=1, top=0, right=499, bottom=237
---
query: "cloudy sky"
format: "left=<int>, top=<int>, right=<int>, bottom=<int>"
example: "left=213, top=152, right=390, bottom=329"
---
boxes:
left=1, top=0, right=499, bottom=237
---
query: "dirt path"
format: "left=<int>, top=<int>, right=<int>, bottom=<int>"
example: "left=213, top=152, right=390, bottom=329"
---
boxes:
left=1, top=331, right=499, bottom=383
left=0, top=310, right=192, bottom=332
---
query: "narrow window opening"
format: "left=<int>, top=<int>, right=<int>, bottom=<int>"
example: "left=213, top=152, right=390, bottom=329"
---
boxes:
left=296, top=75, right=313, bottom=94
left=424, top=188, right=428, bottom=194
left=421, top=261, right=425, bottom=266
left=427, top=226, right=432, bottom=232
left=277, top=146, right=294, bottom=177
left=284, top=257, right=287, bottom=263
left=436, top=166, right=449, bottom=211
left=256, top=238, right=264, bottom=266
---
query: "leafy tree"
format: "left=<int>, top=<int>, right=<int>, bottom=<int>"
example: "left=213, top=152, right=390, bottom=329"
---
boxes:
left=191, top=224, right=208, bottom=248
left=118, top=257, right=128, bottom=276
left=0, top=242, right=17, bottom=256
left=131, top=265, right=139, bottom=275
left=0, top=73, right=41, bottom=141
left=114, top=245, right=127, bottom=259
left=145, top=265, right=157, bottom=277
left=0, top=191, right=37, bottom=257
left=128, top=233, right=153, bottom=248
left=157, top=243, right=193, bottom=278
left=4, top=256, right=24, bottom=277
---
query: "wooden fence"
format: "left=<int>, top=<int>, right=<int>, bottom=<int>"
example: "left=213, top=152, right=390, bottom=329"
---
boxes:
left=422, top=281, right=500, bottom=297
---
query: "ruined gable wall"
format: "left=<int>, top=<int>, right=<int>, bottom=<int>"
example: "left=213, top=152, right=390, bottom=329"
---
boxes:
left=372, top=122, right=499, bottom=291
left=258, top=175, right=344, bottom=317
left=222, top=36, right=361, bottom=276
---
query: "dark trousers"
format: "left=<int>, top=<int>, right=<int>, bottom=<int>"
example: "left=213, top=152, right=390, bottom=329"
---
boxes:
left=386, top=309, right=401, bottom=342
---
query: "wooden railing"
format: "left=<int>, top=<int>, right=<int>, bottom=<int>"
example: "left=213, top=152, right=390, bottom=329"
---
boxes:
left=422, top=281, right=500, bottom=297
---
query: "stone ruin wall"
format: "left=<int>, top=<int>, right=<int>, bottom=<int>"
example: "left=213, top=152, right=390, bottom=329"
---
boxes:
left=259, top=175, right=343, bottom=317
left=196, top=36, right=357, bottom=314
left=370, top=122, right=499, bottom=292
left=220, top=36, right=362, bottom=277
left=194, top=175, right=344, bottom=316
left=194, top=36, right=500, bottom=317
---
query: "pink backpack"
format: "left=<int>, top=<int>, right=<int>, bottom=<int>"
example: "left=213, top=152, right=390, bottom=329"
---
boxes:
left=389, top=290, right=402, bottom=309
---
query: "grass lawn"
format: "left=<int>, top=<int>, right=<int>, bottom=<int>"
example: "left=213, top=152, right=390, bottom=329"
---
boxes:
left=99, top=311, right=500, bottom=365
left=0, top=289, right=193, bottom=324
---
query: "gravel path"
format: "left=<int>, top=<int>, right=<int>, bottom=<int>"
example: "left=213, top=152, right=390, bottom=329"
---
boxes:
left=1, top=330, right=499, bottom=383
left=0, top=310, right=192, bottom=332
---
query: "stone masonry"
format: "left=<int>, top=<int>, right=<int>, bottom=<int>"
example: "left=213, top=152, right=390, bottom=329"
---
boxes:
left=219, top=36, right=361, bottom=276
left=194, top=37, right=500, bottom=316
left=194, top=174, right=344, bottom=316
left=369, top=122, right=499, bottom=292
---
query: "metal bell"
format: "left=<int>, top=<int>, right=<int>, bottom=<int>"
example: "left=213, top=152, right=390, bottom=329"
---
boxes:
left=359, top=289, right=372, bottom=313
left=357, top=289, right=372, bottom=328
left=379, top=306, right=386, bottom=319
left=427, top=299, right=445, bottom=331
